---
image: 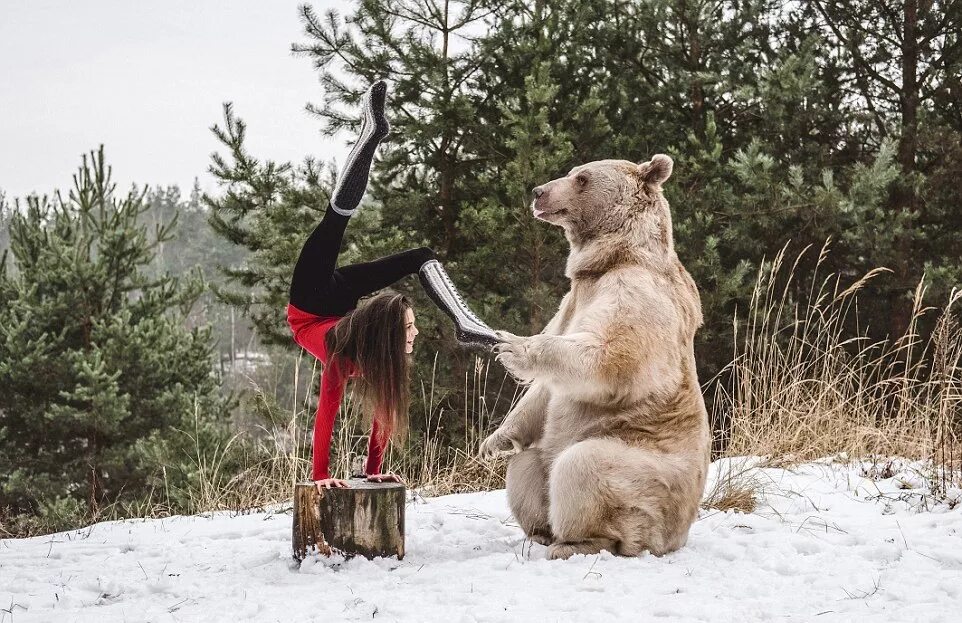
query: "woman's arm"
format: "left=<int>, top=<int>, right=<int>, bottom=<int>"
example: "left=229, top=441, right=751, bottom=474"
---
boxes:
left=365, top=419, right=386, bottom=476
left=312, top=356, right=347, bottom=481
left=363, top=419, right=404, bottom=483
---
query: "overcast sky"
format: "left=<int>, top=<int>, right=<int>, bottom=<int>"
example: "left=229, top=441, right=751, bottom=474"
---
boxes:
left=0, top=0, right=350, bottom=201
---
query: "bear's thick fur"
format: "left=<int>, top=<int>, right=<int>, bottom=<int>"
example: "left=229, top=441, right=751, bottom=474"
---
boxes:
left=481, top=155, right=710, bottom=560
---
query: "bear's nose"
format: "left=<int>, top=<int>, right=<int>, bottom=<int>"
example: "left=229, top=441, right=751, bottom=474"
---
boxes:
left=532, top=186, right=545, bottom=198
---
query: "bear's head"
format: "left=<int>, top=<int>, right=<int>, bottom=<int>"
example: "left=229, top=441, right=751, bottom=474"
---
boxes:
left=530, top=155, right=675, bottom=253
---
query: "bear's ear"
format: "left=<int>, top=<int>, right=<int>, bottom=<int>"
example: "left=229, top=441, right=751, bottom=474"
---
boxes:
left=638, top=154, right=673, bottom=187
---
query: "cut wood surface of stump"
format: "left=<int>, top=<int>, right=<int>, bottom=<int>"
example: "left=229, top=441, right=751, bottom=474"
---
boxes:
left=292, top=479, right=405, bottom=561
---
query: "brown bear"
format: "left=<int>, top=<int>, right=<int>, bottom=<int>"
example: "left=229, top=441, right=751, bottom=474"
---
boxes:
left=480, top=155, right=710, bottom=560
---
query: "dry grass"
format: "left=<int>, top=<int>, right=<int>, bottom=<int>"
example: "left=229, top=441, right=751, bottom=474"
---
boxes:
left=706, top=485, right=758, bottom=513
left=322, top=352, right=515, bottom=496
left=705, top=242, right=962, bottom=507
left=714, top=242, right=962, bottom=469
left=175, top=348, right=519, bottom=517
left=700, top=458, right=771, bottom=514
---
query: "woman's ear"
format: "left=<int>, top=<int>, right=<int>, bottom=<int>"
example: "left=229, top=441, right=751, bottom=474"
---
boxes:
left=637, top=154, right=673, bottom=188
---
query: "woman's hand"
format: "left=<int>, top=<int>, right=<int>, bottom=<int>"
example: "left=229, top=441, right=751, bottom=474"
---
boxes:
left=314, top=478, right=351, bottom=491
left=366, top=473, right=405, bottom=484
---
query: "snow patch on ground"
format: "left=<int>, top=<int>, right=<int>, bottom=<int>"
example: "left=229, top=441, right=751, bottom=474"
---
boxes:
left=2, top=459, right=960, bottom=622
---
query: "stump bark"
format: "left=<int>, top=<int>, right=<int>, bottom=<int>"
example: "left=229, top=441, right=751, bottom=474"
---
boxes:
left=292, top=479, right=405, bottom=561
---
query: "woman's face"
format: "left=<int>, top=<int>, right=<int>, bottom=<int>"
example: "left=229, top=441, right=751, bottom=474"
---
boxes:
left=404, top=307, right=418, bottom=354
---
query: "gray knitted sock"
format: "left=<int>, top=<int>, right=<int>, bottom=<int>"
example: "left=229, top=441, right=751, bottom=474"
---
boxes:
left=330, top=80, right=391, bottom=216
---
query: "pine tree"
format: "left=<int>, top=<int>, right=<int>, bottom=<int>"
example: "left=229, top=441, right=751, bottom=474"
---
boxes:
left=0, top=148, right=232, bottom=526
left=139, top=183, right=254, bottom=369
left=463, top=2, right=614, bottom=335
left=0, top=194, right=11, bottom=272
left=205, top=105, right=340, bottom=346
left=293, top=0, right=496, bottom=257
left=478, top=63, right=577, bottom=335
left=810, top=0, right=962, bottom=336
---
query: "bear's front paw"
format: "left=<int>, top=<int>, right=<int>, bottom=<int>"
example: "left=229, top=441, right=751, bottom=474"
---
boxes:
left=478, top=430, right=522, bottom=460
left=494, top=332, right=535, bottom=382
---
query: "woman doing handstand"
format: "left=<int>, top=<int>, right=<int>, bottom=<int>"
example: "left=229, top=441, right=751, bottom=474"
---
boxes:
left=287, top=81, right=497, bottom=492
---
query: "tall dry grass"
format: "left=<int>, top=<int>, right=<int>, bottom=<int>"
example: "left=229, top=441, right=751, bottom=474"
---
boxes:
left=713, top=242, right=962, bottom=495
left=328, top=351, right=516, bottom=495
left=193, top=348, right=520, bottom=516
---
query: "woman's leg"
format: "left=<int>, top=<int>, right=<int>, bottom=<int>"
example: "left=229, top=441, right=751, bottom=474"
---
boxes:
left=286, top=81, right=498, bottom=346
left=330, top=81, right=390, bottom=216
left=288, top=80, right=390, bottom=316
left=418, top=259, right=499, bottom=346
left=289, top=209, right=350, bottom=315
left=333, top=249, right=500, bottom=347
left=336, top=246, right=437, bottom=303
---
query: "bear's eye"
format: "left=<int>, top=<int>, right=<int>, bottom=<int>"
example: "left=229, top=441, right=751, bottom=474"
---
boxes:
left=576, top=173, right=590, bottom=188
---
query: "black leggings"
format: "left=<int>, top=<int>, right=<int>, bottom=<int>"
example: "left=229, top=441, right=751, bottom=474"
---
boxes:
left=289, top=207, right=436, bottom=317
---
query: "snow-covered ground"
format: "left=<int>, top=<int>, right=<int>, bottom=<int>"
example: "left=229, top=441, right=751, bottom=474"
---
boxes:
left=2, top=460, right=960, bottom=622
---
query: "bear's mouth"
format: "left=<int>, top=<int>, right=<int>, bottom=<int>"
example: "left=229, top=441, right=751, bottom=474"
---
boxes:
left=533, top=207, right=567, bottom=221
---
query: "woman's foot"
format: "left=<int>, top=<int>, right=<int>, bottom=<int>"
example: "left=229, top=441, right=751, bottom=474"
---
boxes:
left=363, top=80, right=391, bottom=142
left=419, top=259, right=500, bottom=348
left=330, top=80, right=391, bottom=216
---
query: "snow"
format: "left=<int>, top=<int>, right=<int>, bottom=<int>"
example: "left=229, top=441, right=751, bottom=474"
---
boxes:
left=2, top=460, right=961, bottom=622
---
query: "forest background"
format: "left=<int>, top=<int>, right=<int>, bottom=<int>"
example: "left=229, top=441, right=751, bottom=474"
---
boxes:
left=2, top=0, right=961, bottom=536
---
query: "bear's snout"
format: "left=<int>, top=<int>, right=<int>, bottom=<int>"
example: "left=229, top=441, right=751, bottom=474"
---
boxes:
left=531, top=184, right=548, bottom=217
left=531, top=182, right=567, bottom=223
left=531, top=188, right=554, bottom=218
left=531, top=184, right=553, bottom=212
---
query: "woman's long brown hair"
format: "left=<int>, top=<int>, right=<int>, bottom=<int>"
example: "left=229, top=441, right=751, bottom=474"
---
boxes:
left=325, top=292, right=411, bottom=445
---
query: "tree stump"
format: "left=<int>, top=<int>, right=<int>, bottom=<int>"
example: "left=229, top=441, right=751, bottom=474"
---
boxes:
left=292, top=479, right=406, bottom=561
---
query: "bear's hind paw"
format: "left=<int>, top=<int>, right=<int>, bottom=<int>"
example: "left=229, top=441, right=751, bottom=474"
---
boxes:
left=547, top=539, right=616, bottom=560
